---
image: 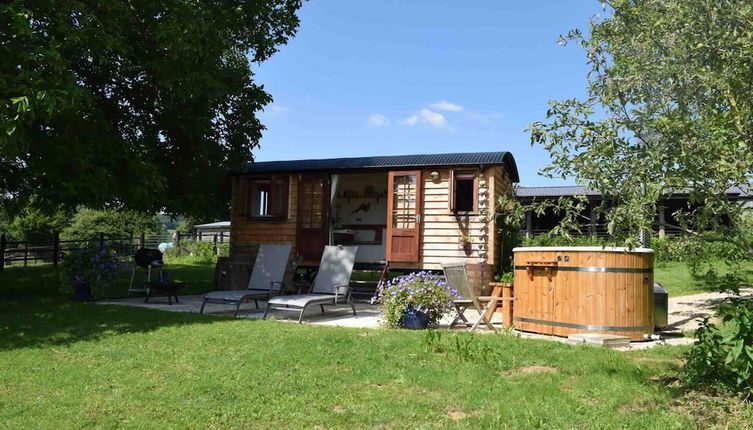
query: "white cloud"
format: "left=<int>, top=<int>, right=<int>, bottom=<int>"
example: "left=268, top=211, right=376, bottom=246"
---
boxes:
left=400, top=109, right=448, bottom=129
left=400, top=115, right=420, bottom=126
left=418, top=109, right=448, bottom=128
left=429, top=100, right=464, bottom=112
left=367, top=113, right=390, bottom=127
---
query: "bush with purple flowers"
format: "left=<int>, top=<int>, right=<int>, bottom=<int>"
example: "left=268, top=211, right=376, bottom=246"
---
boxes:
left=372, top=271, right=460, bottom=328
left=59, top=246, right=131, bottom=298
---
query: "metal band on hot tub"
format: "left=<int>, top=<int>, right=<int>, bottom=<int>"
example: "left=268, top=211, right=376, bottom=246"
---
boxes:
left=513, top=265, right=652, bottom=274
left=513, top=316, right=653, bottom=332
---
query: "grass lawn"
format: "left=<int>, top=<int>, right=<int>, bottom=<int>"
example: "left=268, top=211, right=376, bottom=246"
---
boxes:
left=1, top=266, right=752, bottom=428
left=655, top=260, right=753, bottom=297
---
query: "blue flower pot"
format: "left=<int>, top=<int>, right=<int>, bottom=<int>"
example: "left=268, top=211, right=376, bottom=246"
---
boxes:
left=402, top=306, right=429, bottom=329
left=73, top=282, right=94, bottom=302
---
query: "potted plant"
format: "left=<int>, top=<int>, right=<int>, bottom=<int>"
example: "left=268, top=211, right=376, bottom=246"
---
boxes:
left=458, top=233, right=472, bottom=249
left=59, top=246, right=130, bottom=301
left=494, top=271, right=514, bottom=284
left=372, top=271, right=459, bottom=329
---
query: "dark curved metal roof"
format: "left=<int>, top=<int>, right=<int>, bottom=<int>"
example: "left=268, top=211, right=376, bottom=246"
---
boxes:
left=238, top=151, right=519, bottom=182
left=516, top=185, right=752, bottom=199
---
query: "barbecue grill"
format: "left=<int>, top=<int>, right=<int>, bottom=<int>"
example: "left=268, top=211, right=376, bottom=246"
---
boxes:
left=128, top=248, right=165, bottom=295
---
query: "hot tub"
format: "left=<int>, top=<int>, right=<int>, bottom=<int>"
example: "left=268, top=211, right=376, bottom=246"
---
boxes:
left=512, top=246, right=654, bottom=341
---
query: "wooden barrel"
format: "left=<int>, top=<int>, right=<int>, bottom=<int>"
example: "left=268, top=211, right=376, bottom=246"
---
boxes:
left=512, top=247, right=654, bottom=341
left=465, top=263, right=494, bottom=296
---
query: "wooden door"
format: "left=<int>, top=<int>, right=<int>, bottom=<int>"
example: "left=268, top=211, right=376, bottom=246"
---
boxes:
left=296, top=174, right=330, bottom=262
left=386, top=170, right=422, bottom=262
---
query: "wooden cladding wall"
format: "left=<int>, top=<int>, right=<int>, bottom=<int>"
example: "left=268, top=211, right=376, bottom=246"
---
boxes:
left=491, top=165, right=513, bottom=271
left=230, top=174, right=298, bottom=261
left=414, top=167, right=494, bottom=270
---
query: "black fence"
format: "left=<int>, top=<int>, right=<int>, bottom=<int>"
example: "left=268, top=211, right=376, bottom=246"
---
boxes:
left=0, top=231, right=231, bottom=271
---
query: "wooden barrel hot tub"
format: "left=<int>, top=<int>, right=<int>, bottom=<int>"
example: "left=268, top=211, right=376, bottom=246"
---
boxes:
left=512, top=247, right=654, bottom=341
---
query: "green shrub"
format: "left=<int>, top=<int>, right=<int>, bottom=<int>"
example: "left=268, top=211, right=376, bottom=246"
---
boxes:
left=6, top=207, right=71, bottom=242
left=521, top=235, right=608, bottom=248
left=650, top=237, right=685, bottom=262
left=652, top=236, right=752, bottom=264
left=494, top=271, right=514, bottom=283
left=62, top=208, right=161, bottom=240
left=683, top=298, right=753, bottom=397
left=191, top=241, right=216, bottom=264
left=164, top=240, right=217, bottom=264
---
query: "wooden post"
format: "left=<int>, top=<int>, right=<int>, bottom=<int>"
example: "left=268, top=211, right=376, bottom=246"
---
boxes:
left=176, top=231, right=181, bottom=257
left=99, top=232, right=105, bottom=250
left=24, top=242, right=28, bottom=267
left=139, top=232, right=145, bottom=249
left=213, top=234, right=218, bottom=255
left=658, top=206, right=666, bottom=239
left=52, top=232, right=60, bottom=268
left=502, top=283, right=514, bottom=327
left=525, top=211, right=533, bottom=238
left=0, top=234, right=6, bottom=272
left=589, top=206, right=597, bottom=237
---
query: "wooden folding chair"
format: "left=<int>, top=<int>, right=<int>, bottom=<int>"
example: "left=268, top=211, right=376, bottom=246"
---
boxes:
left=442, top=262, right=503, bottom=331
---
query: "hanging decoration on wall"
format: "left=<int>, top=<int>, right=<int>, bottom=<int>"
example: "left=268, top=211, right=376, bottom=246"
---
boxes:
left=351, top=202, right=371, bottom=215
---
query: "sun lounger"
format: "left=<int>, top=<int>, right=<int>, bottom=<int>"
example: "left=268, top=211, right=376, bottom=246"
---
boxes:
left=263, top=245, right=358, bottom=323
left=200, top=244, right=292, bottom=317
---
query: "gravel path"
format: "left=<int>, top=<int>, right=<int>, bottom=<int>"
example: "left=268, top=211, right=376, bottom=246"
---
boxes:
left=666, top=287, right=753, bottom=333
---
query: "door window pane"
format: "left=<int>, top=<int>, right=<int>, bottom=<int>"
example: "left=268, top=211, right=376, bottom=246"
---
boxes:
left=392, top=175, right=417, bottom=228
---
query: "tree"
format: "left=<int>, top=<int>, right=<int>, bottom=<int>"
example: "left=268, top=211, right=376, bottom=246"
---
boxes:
left=528, top=0, right=753, bottom=396
left=61, top=208, right=161, bottom=240
left=1, top=1, right=303, bottom=218
left=5, top=207, right=71, bottom=242
left=529, top=0, right=753, bottom=255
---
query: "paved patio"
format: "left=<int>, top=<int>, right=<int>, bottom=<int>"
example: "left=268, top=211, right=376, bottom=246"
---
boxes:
left=98, top=287, right=753, bottom=351
left=99, top=294, right=385, bottom=328
left=97, top=294, right=507, bottom=329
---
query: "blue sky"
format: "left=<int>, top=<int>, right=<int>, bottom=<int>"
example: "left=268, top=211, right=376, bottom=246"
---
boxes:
left=253, top=1, right=604, bottom=186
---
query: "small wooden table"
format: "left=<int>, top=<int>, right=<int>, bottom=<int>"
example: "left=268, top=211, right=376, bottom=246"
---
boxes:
left=144, top=281, right=187, bottom=305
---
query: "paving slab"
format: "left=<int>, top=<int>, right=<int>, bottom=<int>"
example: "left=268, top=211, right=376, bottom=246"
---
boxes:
left=567, top=333, right=631, bottom=348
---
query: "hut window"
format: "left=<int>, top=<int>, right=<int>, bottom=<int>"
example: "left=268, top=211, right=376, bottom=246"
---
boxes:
left=248, top=176, right=289, bottom=219
left=451, top=170, right=477, bottom=213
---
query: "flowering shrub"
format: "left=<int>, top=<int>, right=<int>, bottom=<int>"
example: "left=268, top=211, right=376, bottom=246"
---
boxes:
left=59, top=246, right=131, bottom=298
left=372, top=271, right=459, bottom=328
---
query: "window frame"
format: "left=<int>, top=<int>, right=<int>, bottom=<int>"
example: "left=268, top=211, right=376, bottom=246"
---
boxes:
left=246, top=175, right=290, bottom=221
left=449, top=169, right=479, bottom=214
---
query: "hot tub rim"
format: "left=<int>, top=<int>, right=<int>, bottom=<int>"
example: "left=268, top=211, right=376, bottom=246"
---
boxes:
left=512, top=246, right=653, bottom=254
